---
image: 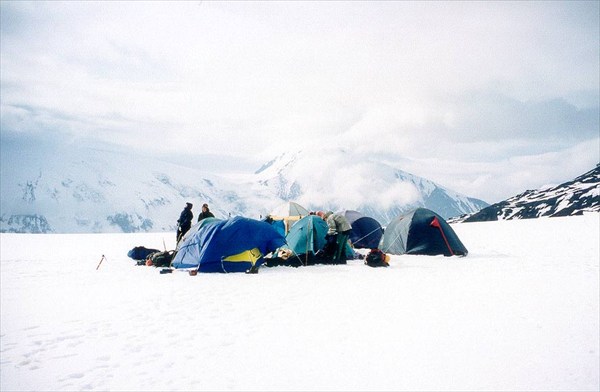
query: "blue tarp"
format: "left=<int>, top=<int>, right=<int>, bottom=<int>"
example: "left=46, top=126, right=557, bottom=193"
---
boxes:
left=171, top=216, right=286, bottom=273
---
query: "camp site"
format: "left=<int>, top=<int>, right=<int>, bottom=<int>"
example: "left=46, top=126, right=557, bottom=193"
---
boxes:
left=129, top=203, right=470, bottom=274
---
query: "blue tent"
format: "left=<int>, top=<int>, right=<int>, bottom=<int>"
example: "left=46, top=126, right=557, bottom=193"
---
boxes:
left=262, top=217, right=286, bottom=238
left=380, top=208, right=468, bottom=256
left=172, top=216, right=286, bottom=272
left=342, top=210, right=384, bottom=249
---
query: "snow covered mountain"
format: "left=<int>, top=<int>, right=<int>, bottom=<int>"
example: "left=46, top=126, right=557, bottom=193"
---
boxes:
left=0, top=141, right=276, bottom=234
left=0, top=142, right=488, bottom=233
left=253, top=148, right=488, bottom=224
left=451, top=164, right=600, bottom=222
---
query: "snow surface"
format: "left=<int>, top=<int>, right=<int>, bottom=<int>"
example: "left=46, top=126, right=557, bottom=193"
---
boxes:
left=1, top=214, right=599, bottom=391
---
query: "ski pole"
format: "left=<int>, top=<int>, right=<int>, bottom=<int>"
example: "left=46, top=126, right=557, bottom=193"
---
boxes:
left=96, top=254, right=106, bottom=270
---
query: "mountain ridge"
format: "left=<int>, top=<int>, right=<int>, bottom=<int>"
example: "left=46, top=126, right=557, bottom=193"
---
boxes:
left=450, top=164, right=600, bottom=222
left=1, top=143, right=490, bottom=233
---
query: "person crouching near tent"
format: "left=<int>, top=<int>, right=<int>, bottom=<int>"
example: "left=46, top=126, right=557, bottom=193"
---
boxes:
left=176, top=202, right=194, bottom=242
left=319, top=211, right=353, bottom=264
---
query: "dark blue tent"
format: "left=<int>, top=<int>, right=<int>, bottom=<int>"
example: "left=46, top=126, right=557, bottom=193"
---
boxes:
left=380, top=208, right=468, bottom=256
left=172, top=216, right=286, bottom=272
left=342, top=210, right=384, bottom=249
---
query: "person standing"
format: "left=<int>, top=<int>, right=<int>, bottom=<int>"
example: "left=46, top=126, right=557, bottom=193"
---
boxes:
left=320, top=211, right=352, bottom=263
left=197, top=203, right=215, bottom=222
left=176, top=202, right=194, bottom=242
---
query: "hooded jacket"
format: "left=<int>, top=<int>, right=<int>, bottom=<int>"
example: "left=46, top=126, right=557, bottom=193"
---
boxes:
left=178, top=205, right=193, bottom=227
left=324, top=211, right=352, bottom=236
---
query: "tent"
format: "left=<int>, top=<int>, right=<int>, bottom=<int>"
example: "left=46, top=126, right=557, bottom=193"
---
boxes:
left=380, top=208, right=468, bottom=256
left=266, top=215, right=353, bottom=267
left=285, top=214, right=353, bottom=260
left=267, top=201, right=310, bottom=234
left=342, top=210, right=384, bottom=249
left=172, top=216, right=286, bottom=272
left=262, top=216, right=286, bottom=238
left=284, top=215, right=329, bottom=258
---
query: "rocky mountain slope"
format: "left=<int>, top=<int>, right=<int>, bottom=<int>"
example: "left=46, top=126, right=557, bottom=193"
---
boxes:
left=451, top=164, right=599, bottom=222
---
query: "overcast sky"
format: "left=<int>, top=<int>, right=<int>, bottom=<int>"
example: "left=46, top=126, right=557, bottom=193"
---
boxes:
left=1, top=1, right=598, bottom=203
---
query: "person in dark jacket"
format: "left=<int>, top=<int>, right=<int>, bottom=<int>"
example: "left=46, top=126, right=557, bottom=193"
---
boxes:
left=197, top=203, right=215, bottom=222
left=176, top=202, right=194, bottom=242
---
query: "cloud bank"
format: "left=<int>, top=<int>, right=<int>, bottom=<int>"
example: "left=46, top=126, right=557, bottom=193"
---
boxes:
left=1, top=1, right=598, bottom=203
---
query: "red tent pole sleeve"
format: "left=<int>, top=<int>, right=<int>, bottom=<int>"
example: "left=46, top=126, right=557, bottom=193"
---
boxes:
left=431, top=217, right=455, bottom=256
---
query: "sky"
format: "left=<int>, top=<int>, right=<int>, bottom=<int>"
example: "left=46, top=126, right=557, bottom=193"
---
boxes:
left=1, top=1, right=599, bottom=203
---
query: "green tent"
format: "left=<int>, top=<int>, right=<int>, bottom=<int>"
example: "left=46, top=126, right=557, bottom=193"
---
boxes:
left=284, top=215, right=328, bottom=256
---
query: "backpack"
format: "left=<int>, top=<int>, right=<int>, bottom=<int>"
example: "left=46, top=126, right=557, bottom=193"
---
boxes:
left=365, top=248, right=389, bottom=268
left=146, top=250, right=175, bottom=267
left=128, top=246, right=161, bottom=261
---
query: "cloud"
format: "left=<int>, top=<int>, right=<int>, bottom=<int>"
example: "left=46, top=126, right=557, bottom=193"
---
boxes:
left=1, top=1, right=598, bottom=202
left=266, top=148, right=423, bottom=211
left=397, top=139, right=599, bottom=203
left=332, top=90, right=598, bottom=157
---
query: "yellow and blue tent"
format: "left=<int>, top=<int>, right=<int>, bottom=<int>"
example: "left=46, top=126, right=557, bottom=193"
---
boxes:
left=172, top=216, right=286, bottom=273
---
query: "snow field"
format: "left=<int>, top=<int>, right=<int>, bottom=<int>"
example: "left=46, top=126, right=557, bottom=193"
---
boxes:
left=1, top=214, right=598, bottom=391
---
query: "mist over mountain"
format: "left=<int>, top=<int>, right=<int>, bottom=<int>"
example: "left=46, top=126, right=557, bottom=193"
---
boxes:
left=1, top=141, right=488, bottom=233
left=253, top=148, right=488, bottom=224
left=451, top=164, right=600, bottom=222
